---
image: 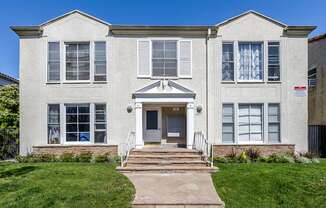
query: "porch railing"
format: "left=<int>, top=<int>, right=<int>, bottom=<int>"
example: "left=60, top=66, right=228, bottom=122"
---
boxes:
left=119, top=131, right=136, bottom=167
left=193, top=131, right=213, bottom=167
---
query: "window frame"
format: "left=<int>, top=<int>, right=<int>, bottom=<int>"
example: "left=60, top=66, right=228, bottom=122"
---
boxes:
left=63, top=41, right=91, bottom=83
left=237, top=103, right=264, bottom=144
left=47, top=42, right=61, bottom=83
left=94, top=103, right=107, bottom=143
left=64, top=103, right=91, bottom=144
left=237, top=41, right=264, bottom=82
left=47, top=104, right=61, bottom=144
left=221, top=42, right=235, bottom=82
left=308, top=67, right=317, bottom=87
left=268, top=103, right=281, bottom=143
left=267, top=41, right=281, bottom=82
left=94, top=41, right=107, bottom=82
left=222, top=103, right=235, bottom=143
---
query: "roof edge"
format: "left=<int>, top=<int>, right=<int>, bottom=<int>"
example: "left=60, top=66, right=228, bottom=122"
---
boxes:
left=284, top=26, right=317, bottom=37
left=10, top=26, right=43, bottom=37
left=0, top=72, right=19, bottom=83
left=309, top=34, right=326, bottom=43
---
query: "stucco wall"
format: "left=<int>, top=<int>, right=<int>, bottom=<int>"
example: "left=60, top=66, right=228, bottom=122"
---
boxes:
left=19, top=12, right=309, bottom=155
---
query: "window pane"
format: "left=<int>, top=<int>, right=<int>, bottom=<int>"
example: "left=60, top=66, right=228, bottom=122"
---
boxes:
left=95, top=42, right=107, bottom=81
left=95, top=104, right=107, bottom=143
left=95, top=131, right=106, bottom=143
left=65, top=43, right=90, bottom=81
left=268, top=42, right=280, bottom=81
left=65, top=104, right=90, bottom=142
left=238, top=43, right=263, bottom=81
left=48, top=42, right=60, bottom=81
left=222, top=43, right=234, bottom=81
left=48, top=104, right=60, bottom=144
left=238, top=104, right=263, bottom=142
left=152, top=40, right=177, bottom=77
left=146, top=111, right=158, bottom=130
left=222, top=104, right=234, bottom=143
left=79, top=132, right=90, bottom=141
left=268, top=104, right=280, bottom=143
left=66, top=133, right=78, bottom=141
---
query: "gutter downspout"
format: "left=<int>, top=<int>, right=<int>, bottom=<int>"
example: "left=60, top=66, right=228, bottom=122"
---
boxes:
left=206, top=28, right=211, bottom=142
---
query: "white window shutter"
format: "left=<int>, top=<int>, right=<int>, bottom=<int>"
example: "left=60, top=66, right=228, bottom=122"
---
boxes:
left=179, top=40, right=192, bottom=78
left=137, top=40, right=151, bottom=77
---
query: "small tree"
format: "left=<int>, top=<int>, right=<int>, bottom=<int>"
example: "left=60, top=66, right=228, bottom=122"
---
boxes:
left=0, top=84, right=19, bottom=159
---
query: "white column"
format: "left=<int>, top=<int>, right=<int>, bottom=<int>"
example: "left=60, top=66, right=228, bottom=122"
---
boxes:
left=187, top=102, right=195, bottom=149
left=135, top=102, right=144, bottom=149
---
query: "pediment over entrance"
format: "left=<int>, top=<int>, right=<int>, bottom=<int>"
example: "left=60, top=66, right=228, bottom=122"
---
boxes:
left=133, top=80, right=195, bottom=98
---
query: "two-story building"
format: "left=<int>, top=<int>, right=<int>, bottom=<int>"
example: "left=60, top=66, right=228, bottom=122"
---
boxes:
left=12, top=10, right=315, bottom=156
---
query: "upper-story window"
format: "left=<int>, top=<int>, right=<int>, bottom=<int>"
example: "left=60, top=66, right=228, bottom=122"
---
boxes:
left=65, top=42, right=90, bottom=81
left=238, top=42, right=263, bottom=81
left=222, top=43, right=234, bottom=81
left=152, top=40, right=178, bottom=77
left=48, top=42, right=60, bottom=81
left=94, top=42, right=107, bottom=81
left=268, top=42, right=280, bottom=81
left=137, top=39, right=192, bottom=78
left=308, top=67, right=317, bottom=87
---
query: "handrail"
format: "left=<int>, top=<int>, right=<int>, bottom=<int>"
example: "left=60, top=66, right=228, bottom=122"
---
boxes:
left=119, top=131, right=136, bottom=167
left=193, top=131, right=213, bottom=167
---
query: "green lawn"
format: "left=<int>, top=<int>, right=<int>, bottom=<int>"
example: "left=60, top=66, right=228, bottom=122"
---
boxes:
left=212, top=159, right=326, bottom=208
left=0, top=162, right=135, bottom=208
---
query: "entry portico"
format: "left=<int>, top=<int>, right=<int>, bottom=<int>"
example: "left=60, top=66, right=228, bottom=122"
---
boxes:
left=133, top=80, right=195, bottom=149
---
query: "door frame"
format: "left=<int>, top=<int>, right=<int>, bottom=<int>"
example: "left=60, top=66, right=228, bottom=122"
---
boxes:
left=143, top=107, right=162, bottom=143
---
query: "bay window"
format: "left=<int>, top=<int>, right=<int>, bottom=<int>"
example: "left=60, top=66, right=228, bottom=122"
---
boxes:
left=152, top=40, right=178, bottom=77
left=238, top=104, right=263, bottom=142
left=65, top=104, right=90, bottom=142
left=65, top=42, right=90, bottom=81
left=238, top=43, right=263, bottom=81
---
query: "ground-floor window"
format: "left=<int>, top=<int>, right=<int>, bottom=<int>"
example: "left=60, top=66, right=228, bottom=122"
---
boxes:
left=48, top=104, right=60, bottom=144
left=238, top=104, right=263, bottom=142
left=65, top=104, right=90, bottom=142
left=95, top=104, right=107, bottom=143
left=222, top=104, right=234, bottom=143
left=268, top=104, right=280, bottom=143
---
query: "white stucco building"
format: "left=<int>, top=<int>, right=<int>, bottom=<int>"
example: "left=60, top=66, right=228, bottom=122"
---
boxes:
left=12, top=10, right=315, bottom=156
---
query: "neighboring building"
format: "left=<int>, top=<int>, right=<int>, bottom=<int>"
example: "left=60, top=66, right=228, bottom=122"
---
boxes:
left=0, top=72, right=19, bottom=86
left=308, top=34, right=326, bottom=157
left=12, top=10, right=315, bottom=156
left=308, top=34, right=326, bottom=125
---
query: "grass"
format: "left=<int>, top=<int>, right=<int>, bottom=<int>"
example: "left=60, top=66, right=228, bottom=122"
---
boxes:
left=212, top=159, right=326, bottom=208
left=0, top=162, right=135, bottom=208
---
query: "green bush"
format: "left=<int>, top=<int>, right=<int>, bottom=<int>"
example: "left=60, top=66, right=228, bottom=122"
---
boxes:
left=78, top=152, right=93, bottom=162
left=295, top=156, right=312, bottom=164
left=245, top=147, right=261, bottom=161
left=238, top=151, right=250, bottom=163
left=60, top=152, right=76, bottom=162
left=15, top=155, right=29, bottom=163
left=312, top=158, right=320, bottom=163
left=108, top=156, right=121, bottom=164
left=214, top=156, right=228, bottom=163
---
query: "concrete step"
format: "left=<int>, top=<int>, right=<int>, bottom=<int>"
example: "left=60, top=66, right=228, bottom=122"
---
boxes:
left=127, top=160, right=208, bottom=167
left=128, top=154, right=202, bottom=161
left=116, top=166, right=218, bottom=173
left=131, top=148, right=199, bottom=155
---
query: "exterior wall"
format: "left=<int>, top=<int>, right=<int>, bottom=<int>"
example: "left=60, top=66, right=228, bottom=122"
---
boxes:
left=213, top=144, right=295, bottom=156
left=18, top=12, right=309, bottom=155
left=33, top=145, right=118, bottom=156
left=210, top=13, right=308, bottom=152
left=308, top=38, right=326, bottom=125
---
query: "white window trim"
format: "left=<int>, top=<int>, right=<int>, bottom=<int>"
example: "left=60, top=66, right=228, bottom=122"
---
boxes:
left=137, top=38, right=192, bottom=79
left=267, top=103, right=281, bottom=143
left=93, top=41, right=108, bottom=83
left=46, top=41, right=61, bottom=84
left=94, top=103, right=108, bottom=143
left=62, top=41, right=92, bottom=83
left=237, top=103, right=264, bottom=144
left=221, top=41, right=235, bottom=82
left=221, top=103, right=235, bottom=144
left=267, top=41, right=281, bottom=82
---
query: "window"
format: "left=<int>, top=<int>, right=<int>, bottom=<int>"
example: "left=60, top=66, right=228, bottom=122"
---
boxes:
left=238, top=104, right=263, bottom=142
left=268, top=104, right=280, bottom=143
left=308, top=67, right=317, bottom=87
left=152, top=40, right=177, bottom=77
left=95, top=104, right=107, bottom=143
left=146, top=110, right=158, bottom=130
left=222, top=43, right=234, bottom=81
left=94, top=42, right=107, bottom=81
left=268, top=42, right=280, bottom=81
left=48, top=42, right=60, bottom=81
left=48, top=104, right=60, bottom=144
left=65, top=104, right=90, bottom=142
left=238, top=43, right=263, bottom=81
left=65, top=43, right=90, bottom=80
left=222, top=104, right=234, bottom=143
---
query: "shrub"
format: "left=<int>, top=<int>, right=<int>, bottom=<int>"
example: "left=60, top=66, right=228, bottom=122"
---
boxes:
left=15, top=155, right=29, bottom=163
left=277, top=155, right=295, bottom=163
left=300, top=152, right=318, bottom=159
left=295, top=156, right=312, bottom=164
left=78, top=152, right=93, bottom=162
left=214, top=156, right=228, bottom=163
left=312, top=158, right=320, bottom=163
left=258, top=156, right=269, bottom=163
left=238, top=151, right=250, bottom=163
left=245, top=147, right=261, bottom=161
left=60, top=152, right=76, bottom=162
left=94, top=154, right=111, bottom=163
left=225, top=148, right=237, bottom=160
left=37, top=153, right=57, bottom=162
left=108, top=156, right=121, bottom=164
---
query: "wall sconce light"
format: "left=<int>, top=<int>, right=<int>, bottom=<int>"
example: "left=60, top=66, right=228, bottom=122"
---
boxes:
left=127, top=105, right=133, bottom=113
left=196, top=105, right=203, bottom=113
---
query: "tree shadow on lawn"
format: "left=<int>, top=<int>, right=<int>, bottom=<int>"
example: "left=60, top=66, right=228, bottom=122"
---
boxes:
left=0, top=166, right=38, bottom=178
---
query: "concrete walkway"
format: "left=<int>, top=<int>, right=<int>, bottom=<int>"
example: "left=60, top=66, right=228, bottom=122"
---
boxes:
left=125, top=172, right=224, bottom=208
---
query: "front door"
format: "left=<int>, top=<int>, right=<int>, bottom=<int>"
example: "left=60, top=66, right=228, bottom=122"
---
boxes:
left=143, top=108, right=162, bottom=143
left=162, top=107, right=186, bottom=147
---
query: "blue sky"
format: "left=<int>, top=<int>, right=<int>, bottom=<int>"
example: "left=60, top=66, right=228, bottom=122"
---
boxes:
left=0, top=0, right=325, bottom=79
